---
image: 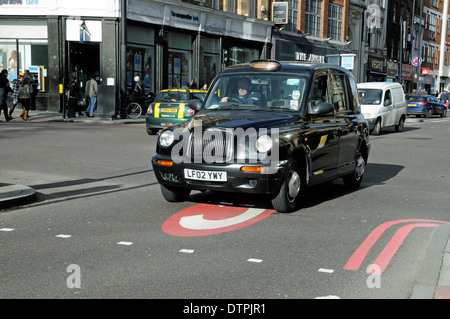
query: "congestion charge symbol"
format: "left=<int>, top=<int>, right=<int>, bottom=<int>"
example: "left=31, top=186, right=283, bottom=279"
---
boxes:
left=162, top=204, right=275, bottom=237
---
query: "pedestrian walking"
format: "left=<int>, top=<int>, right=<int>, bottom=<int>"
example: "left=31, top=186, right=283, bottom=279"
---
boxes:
left=439, top=90, right=448, bottom=105
left=85, top=75, right=98, bottom=117
left=189, top=79, right=197, bottom=89
left=66, top=77, right=79, bottom=118
left=0, top=69, right=13, bottom=122
left=18, top=77, right=33, bottom=121
left=9, top=72, right=23, bottom=119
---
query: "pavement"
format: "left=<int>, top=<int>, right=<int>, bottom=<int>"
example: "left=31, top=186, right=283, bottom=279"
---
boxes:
left=1, top=111, right=450, bottom=299
left=0, top=109, right=146, bottom=125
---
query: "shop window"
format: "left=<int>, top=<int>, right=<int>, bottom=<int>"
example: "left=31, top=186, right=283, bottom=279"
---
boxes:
left=229, top=47, right=259, bottom=65
left=127, top=46, right=155, bottom=93
left=1, top=39, right=48, bottom=91
left=201, top=37, right=220, bottom=87
left=168, top=32, right=193, bottom=89
left=127, top=25, right=155, bottom=93
left=168, top=51, right=192, bottom=89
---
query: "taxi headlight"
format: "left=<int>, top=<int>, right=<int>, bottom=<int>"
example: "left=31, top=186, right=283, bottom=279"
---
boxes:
left=256, top=135, right=273, bottom=153
left=159, top=130, right=175, bottom=147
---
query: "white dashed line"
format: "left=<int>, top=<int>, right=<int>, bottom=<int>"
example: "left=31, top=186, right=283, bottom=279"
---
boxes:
left=247, top=258, right=263, bottom=263
left=315, top=295, right=341, bottom=299
left=318, top=268, right=334, bottom=273
left=0, top=228, right=15, bottom=232
left=179, top=249, right=195, bottom=254
left=117, top=241, right=133, bottom=246
left=56, top=234, right=72, bottom=238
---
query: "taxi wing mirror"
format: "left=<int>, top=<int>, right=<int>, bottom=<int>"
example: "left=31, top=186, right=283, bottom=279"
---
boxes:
left=188, top=99, right=203, bottom=112
left=309, top=102, right=334, bottom=115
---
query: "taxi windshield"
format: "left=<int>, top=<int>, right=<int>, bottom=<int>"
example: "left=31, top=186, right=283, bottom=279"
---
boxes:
left=204, top=74, right=308, bottom=112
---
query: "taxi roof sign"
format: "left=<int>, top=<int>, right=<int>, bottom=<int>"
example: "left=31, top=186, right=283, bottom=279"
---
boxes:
left=249, top=60, right=282, bottom=72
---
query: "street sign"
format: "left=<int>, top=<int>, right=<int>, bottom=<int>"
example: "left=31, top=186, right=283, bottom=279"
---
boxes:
left=411, top=56, right=422, bottom=66
left=162, top=204, right=275, bottom=237
left=421, top=68, right=429, bottom=75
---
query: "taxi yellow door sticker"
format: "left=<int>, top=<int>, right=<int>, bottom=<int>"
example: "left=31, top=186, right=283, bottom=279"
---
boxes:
left=154, top=103, right=161, bottom=118
left=318, top=135, right=328, bottom=149
left=178, top=104, right=186, bottom=119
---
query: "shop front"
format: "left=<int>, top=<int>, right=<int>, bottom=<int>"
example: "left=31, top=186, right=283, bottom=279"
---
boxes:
left=126, top=0, right=272, bottom=93
left=0, top=19, right=49, bottom=109
left=272, top=30, right=353, bottom=71
left=1, top=1, right=121, bottom=113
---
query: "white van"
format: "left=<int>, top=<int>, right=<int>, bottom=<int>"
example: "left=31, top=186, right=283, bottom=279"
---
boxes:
left=357, top=82, right=407, bottom=135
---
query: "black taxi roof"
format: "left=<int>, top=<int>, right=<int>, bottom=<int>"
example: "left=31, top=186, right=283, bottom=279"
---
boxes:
left=220, top=60, right=353, bottom=77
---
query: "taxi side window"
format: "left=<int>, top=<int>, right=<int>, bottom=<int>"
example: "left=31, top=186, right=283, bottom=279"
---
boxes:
left=310, top=75, right=330, bottom=107
left=348, top=76, right=359, bottom=112
left=330, top=72, right=350, bottom=112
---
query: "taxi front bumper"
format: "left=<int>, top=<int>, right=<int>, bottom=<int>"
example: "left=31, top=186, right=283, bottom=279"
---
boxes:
left=152, top=155, right=286, bottom=195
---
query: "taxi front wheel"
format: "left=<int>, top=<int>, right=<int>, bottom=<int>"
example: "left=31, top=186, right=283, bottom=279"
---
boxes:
left=271, top=162, right=303, bottom=213
left=161, top=185, right=191, bottom=202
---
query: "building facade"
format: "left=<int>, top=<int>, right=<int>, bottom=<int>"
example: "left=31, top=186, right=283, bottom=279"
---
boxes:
left=5, top=0, right=442, bottom=115
left=0, top=0, right=273, bottom=116
left=422, top=0, right=450, bottom=93
left=271, top=0, right=354, bottom=73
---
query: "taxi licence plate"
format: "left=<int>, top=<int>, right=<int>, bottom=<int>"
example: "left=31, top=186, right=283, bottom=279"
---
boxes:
left=184, top=169, right=227, bottom=182
left=408, top=103, right=417, bottom=106
left=162, top=108, right=178, bottom=113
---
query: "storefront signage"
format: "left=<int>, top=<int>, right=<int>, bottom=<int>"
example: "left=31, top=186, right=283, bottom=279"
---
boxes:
left=295, top=52, right=325, bottom=63
left=272, top=2, right=288, bottom=24
left=421, top=68, right=429, bottom=75
left=0, top=0, right=45, bottom=6
left=341, top=54, right=355, bottom=70
left=171, top=10, right=199, bottom=23
left=386, top=61, right=398, bottom=77
left=401, top=64, right=414, bottom=81
left=66, top=20, right=102, bottom=42
left=368, top=57, right=384, bottom=72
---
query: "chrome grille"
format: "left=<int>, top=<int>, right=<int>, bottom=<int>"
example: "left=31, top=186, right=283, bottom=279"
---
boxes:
left=189, top=128, right=234, bottom=163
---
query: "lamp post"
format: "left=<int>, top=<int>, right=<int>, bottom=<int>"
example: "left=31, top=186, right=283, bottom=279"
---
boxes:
left=120, top=0, right=127, bottom=118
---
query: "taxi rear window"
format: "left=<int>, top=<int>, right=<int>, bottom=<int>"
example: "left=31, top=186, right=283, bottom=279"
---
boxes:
left=155, top=92, right=189, bottom=103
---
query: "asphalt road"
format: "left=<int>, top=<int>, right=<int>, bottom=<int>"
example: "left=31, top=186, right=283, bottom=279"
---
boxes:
left=1, top=116, right=449, bottom=303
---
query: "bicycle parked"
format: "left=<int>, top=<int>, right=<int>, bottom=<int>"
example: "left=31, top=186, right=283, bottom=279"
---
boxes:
left=125, top=90, right=155, bottom=119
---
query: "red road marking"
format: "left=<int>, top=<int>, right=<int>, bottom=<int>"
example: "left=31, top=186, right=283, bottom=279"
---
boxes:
left=344, top=219, right=450, bottom=274
left=162, top=204, right=275, bottom=237
left=370, top=223, right=437, bottom=274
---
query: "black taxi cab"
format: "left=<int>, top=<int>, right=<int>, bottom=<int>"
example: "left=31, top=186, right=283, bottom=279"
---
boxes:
left=152, top=60, right=371, bottom=213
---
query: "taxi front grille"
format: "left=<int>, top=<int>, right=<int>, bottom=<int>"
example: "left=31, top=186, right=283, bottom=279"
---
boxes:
left=189, top=128, right=234, bottom=163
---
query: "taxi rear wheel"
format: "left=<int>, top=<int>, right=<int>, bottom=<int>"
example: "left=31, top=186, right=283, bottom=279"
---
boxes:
left=160, top=185, right=191, bottom=202
left=271, top=162, right=303, bottom=213
left=343, top=149, right=365, bottom=188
